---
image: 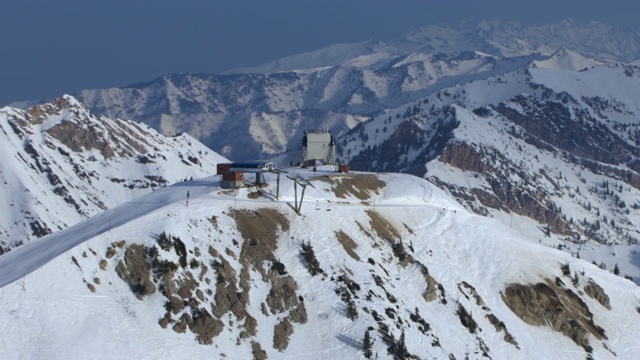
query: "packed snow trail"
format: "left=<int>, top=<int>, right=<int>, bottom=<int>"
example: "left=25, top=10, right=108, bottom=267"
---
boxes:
left=0, top=169, right=458, bottom=289
left=0, top=179, right=216, bottom=289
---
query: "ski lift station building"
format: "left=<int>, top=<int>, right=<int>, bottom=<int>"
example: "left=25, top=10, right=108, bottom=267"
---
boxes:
left=217, top=161, right=275, bottom=189
left=302, top=130, right=335, bottom=166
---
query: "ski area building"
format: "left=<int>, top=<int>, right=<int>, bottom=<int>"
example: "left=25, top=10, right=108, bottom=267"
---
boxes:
left=217, top=161, right=275, bottom=189
left=302, top=130, right=335, bottom=166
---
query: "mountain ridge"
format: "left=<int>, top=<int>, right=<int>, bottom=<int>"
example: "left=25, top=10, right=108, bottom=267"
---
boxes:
left=1, top=170, right=638, bottom=359
left=13, top=19, right=640, bottom=281
left=0, top=95, right=226, bottom=253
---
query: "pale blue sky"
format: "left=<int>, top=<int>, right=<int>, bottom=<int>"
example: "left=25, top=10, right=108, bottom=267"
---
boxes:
left=1, top=0, right=638, bottom=105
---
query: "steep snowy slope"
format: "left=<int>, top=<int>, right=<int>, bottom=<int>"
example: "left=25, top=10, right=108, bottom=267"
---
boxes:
left=0, top=95, right=227, bottom=253
left=341, top=62, right=640, bottom=282
left=1, top=170, right=638, bottom=359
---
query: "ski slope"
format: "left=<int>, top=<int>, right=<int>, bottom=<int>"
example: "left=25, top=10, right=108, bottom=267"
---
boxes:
left=2, top=169, right=640, bottom=359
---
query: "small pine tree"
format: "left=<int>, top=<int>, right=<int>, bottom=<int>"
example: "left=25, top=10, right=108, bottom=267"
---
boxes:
left=395, top=331, right=408, bottom=360
left=613, top=263, right=620, bottom=276
left=363, top=330, right=372, bottom=359
left=301, top=241, right=323, bottom=276
left=346, top=299, right=358, bottom=320
left=157, top=231, right=172, bottom=251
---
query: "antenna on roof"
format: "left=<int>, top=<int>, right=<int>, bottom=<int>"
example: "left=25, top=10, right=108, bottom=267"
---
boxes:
left=309, top=109, right=314, bottom=131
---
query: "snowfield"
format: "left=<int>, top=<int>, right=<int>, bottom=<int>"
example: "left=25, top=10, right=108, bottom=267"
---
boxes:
left=2, top=169, right=640, bottom=359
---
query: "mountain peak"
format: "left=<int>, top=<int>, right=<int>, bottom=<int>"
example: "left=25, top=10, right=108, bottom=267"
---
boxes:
left=21, top=94, right=89, bottom=128
left=0, top=97, right=227, bottom=252
left=530, top=47, right=603, bottom=71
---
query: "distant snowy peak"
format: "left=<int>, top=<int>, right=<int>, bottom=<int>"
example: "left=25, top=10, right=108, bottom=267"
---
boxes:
left=227, top=40, right=397, bottom=74
left=402, top=19, right=640, bottom=62
left=12, top=94, right=157, bottom=159
left=530, top=48, right=603, bottom=71
left=66, top=19, right=639, bottom=163
left=237, top=19, right=640, bottom=75
left=19, top=94, right=84, bottom=128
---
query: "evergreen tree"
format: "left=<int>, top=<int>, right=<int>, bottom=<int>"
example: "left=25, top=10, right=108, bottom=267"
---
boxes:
left=395, top=331, right=408, bottom=360
left=157, top=231, right=172, bottom=251
left=613, top=263, right=620, bottom=276
left=346, top=299, right=358, bottom=320
left=301, top=241, right=323, bottom=276
left=363, top=330, right=372, bottom=359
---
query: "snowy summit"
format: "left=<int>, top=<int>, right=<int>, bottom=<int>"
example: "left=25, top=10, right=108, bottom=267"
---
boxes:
left=1, top=168, right=639, bottom=359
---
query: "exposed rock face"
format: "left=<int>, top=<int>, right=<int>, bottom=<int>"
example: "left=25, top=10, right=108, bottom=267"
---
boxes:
left=584, top=279, right=611, bottom=310
left=313, top=174, right=386, bottom=200
left=486, top=313, right=519, bottom=347
left=251, top=342, right=268, bottom=360
left=115, top=244, right=155, bottom=299
left=502, top=280, right=606, bottom=353
left=366, top=210, right=401, bottom=241
left=188, top=310, right=224, bottom=345
left=273, top=317, right=293, bottom=351
left=231, top=208, right=307, bottom=351
left=232, top=208, right=289, bottom=275
left=335, top=230, right=360, bottom=261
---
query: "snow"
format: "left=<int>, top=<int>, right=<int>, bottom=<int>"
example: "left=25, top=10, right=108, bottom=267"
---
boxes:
left=531, top=48, right=603, bottom=71
left=2, top=169, right=640, bottom=359
left=4, top=19, right=640, bottom=359
left=0, top=97, right=227, bottom=251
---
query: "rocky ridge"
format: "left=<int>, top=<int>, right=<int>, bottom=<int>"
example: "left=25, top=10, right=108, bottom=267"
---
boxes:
left=0, top=95, right=226, bottom=252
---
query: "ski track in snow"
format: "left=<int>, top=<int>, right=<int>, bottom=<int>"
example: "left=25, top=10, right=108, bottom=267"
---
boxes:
left=0, top=180, right=213, bottom=288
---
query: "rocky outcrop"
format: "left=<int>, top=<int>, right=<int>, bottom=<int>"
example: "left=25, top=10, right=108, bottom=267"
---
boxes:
left=584, top=279, right=611, bottom=310
left=313, top=174, right=386, bottom=200
left=232, top=208, right=307, bottom=350
left=502, top=280, right=606, bottom=353
left=115, top=243, right=155, bottom=299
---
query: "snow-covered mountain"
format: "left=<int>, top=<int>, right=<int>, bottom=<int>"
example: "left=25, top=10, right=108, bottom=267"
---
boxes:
left=73, top=52, right=539, bottom=161
left=340, top=61, right=640, bottom=281
left=15, top=19, right=636, bottom=281
left=229, top=19, right=639, bottom=74
left=1, top=170, right=638, bottom=359
left=0, top=95, right=227, bottom=253
left=64, top=19, right=640, bottom=162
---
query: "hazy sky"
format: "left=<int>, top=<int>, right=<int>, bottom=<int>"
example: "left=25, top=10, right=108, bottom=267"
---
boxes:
left=1, top=0, right=639, bottom=105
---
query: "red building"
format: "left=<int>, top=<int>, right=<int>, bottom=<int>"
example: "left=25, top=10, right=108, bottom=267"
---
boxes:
left=221, top=171, right=244, bottom=189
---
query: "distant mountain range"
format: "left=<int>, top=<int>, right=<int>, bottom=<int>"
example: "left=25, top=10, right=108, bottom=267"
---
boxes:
left=342, top=60, right=640, bottom=278
left=66, top=19, right=640, bottom=161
